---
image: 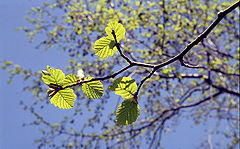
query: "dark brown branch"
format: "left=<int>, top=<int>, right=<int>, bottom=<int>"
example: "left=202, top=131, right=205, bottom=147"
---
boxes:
left=135, top=69, right=156, bottom=96
left=129, top=70, right=206, bottom=79
left=210, top=83, right=240, bottom=97
left=62, top=64, right=133, bottom=89
left=68, top=92, right=223, bottom=145
left=112, top=30, right=155, bottom=68
left=155, top=0, right=239, bottom=70
left=135, top=1, right=240, bottom=95
left=108, top=132, right=140, bottom=148
left=112, top=30, right=132, bottom=64
left=131, top=61, right=155, bottom=68
left=103, top=91, right=222, bottom=138
left=175, top=91, right=222, bottom=109
left=148, top=111, right=175, bottom=149
left=199, top=66, right=240, bottom=77
left=61, top=1, right=239, bottom=98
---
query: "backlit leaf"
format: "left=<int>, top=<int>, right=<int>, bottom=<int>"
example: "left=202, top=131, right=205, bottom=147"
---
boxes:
left=50, top=88, right=76, bottom=109
left=116, top=99, right=140, bottom=125
left=82, top=77, right=104, bottom=99
left=108, top=77, right=137, bottom=99
left=42, top=66, right=65, bottom=86
left=105, top=21, right=125, bottom=41
left=62, top=74, right=78, bottom=88
left=94, top=36, right=117, bottom=58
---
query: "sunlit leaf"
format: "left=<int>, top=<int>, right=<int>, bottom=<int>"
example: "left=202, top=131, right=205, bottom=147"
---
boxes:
left=94, top=36, right=117, bottom=58
left=108, top=77, right=137, bottom=99
left=116, top=99, right=140, bottom=125
left=50, top=88, right=76, bottom=109
left=105, top=21, right=125, bottom=41
left=62, top=74, right=78, bottom=88
left=42, top=66, right=65, bottom=86
left=82, top=77, right=104, bottom=99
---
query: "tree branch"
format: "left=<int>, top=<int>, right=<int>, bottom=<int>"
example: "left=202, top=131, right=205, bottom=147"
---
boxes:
left=155, top=0, right=239, bottom=70
left=112, top=30, right=132, bottom=64
left=62, top=64, right=134, bottom=89
left=111, top=30, right=155, bottom=68
left=179, top=58, right=201, bottom=68
left=62, top=1, right=239, bottom=99
left=210, top=82, right=240, bottom=97
left=104, top=91, right=222, bottom=138
left=135, top=1, right=240, bottom=95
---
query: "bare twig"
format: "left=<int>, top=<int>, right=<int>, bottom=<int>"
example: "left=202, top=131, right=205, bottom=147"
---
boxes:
left=179, top=58, right=201, bottom=68
left=112, top=30, right=155, bottom=68
left=210, top=82, right=240, bottom=97
left=112, top=30, right=132, bottom=64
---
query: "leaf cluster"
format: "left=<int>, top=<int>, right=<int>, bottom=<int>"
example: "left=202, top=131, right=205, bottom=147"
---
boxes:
left=42, top=22, right=139, bottom=125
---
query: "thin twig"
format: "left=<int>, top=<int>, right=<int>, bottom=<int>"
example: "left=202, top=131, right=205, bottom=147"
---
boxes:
left=179, top=58, right=201, bottom=68
left=112, top=30, right=132, bottom=64
left=60, top=1, right=239, bottom=98
left=135, top=1, right=240, bottom=95
left=62, top=64, right=133, bottom=89
left=103, top=91, right=222, bottom=138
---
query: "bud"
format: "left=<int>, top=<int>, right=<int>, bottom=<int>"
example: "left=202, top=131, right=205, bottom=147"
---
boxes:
left=77, top=69, right=84, bottom=80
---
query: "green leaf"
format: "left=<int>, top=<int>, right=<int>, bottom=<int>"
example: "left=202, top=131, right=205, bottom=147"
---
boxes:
left=50, top=88, right=76, bottom=109
left=108, top=77, right=137, bottom=99
left=116, top=99, right=140, bottom=125
left=94, top=36, right=117, bottom=58
left=82, top=77, right=104, bottom=99
left=42, top=66, right=65, bottom=86
left=62, top=74, right=78, bottom=88
left=105, top=21, right=125, bottom=41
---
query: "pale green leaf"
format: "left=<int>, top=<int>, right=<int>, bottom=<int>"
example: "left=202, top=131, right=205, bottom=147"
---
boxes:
left=50, top=88, right=76, bottom=109
left=105, top=21, right=125, bottom=41
left=62, top=74, right=78, bottom=88
left=116, top=99, right=140, bottom=125
left=42, top=66, right=65, bottom=86
left=108, top=77, right=137, bottom=99
left=82, top=77, right=104, bottom=99
left=94, top=36, right=117, bottom=58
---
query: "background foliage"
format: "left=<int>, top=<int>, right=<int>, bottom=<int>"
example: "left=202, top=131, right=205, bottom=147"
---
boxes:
left=1, top=0, right=239, bottom=148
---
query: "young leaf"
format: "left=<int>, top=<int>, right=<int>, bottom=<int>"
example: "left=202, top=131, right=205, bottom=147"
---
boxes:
left=108, top=77, right=137, bottom=99
left=116, top=99, right=140, bottom=125
left=42, top=66, right=65, bottom=86
left=50, top=88, right=76, bottom=109
left=94, top=36, right=117, bottom=58
left=105, top=21, right=125, bottom=41
left=62, top=74, right=78, bottom=88
left=82, top=77, right=104, bottom=99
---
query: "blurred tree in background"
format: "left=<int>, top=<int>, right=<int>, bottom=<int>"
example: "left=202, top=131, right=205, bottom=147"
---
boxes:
left=1, top=0, right=239, bottom=148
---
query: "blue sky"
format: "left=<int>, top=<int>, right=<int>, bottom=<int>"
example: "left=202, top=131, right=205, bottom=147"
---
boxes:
left=0, top=0, right=71, bottom=148
left=0, top=0, right=230, bottom=149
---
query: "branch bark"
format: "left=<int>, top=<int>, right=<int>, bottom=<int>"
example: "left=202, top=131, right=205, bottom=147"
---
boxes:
left=63, top=1, right=240, bottom=98
left=135, top=1, right=240, bottom=95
